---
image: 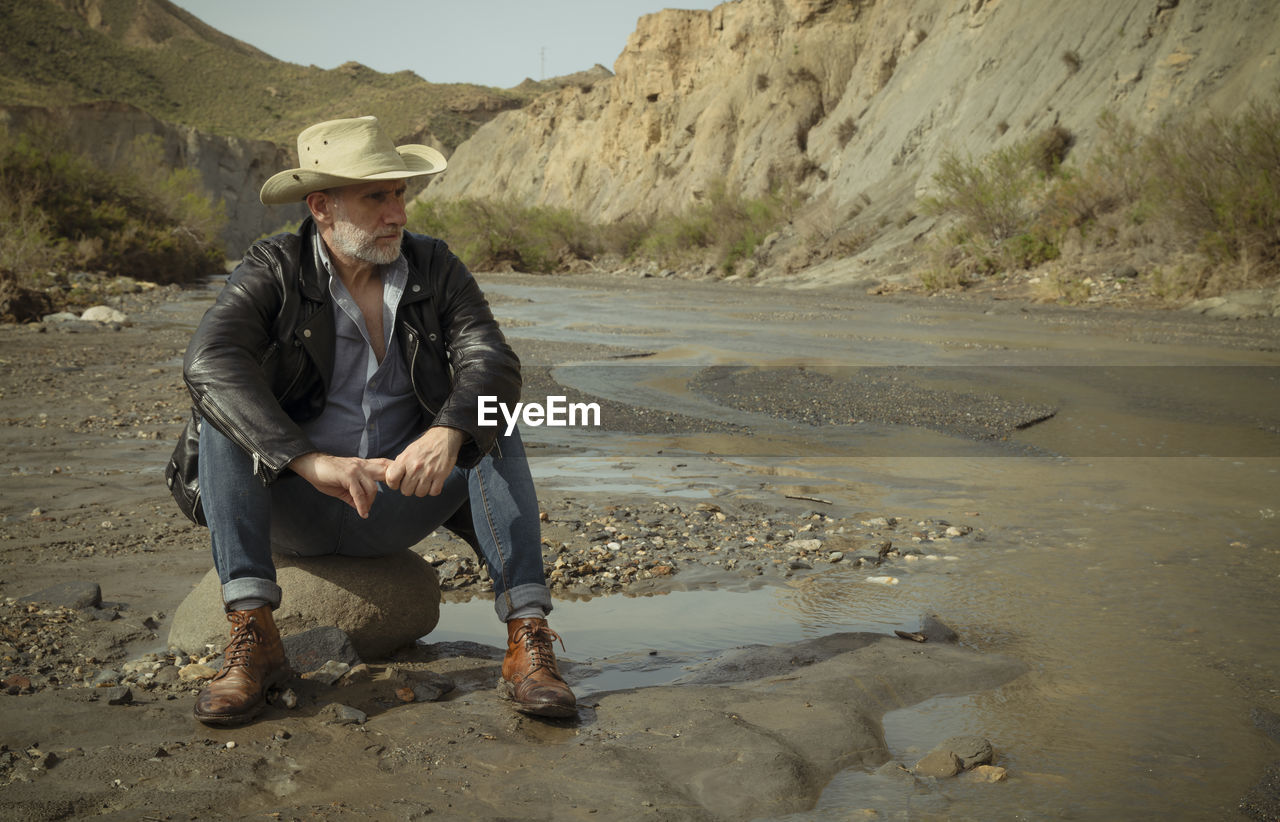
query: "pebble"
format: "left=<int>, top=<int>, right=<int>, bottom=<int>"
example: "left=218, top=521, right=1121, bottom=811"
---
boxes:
left=323, top=704, right=367, bottom=726
left=102, top=686, right=132, bottom=705
left=865, top=576, right=899, bottom=586
left=179, top=663, right=218, bottom=682
left=971, top=765, right=1008, bottom=782
left=302, top=660, right=351, bottom=686
left=828, top=551, right=844, bottom=563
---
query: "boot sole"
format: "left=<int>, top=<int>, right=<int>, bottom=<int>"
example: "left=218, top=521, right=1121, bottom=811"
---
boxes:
left=497, top=678, right=577, bottom=719
left=193, top=666, right=293, bottom=727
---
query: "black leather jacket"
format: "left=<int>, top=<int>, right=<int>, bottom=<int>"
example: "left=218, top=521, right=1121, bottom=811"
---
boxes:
left=177, top=218, right=520, bottom=494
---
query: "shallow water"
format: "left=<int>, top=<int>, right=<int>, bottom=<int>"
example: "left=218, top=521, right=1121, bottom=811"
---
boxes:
left=453, top=277, right=1280, bottom=819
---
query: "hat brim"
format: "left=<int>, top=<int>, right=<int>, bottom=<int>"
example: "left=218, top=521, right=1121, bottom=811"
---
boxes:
left=260, top=145, right=447, bottom=206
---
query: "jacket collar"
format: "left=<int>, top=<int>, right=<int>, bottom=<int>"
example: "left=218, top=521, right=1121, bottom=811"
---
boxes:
left=294, top=216, right=432, bottom=307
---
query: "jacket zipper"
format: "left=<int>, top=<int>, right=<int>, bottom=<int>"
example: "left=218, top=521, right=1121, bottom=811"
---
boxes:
left=198, top=394, right=279, bottom=483
left=405, top=323, right=441, bottom=417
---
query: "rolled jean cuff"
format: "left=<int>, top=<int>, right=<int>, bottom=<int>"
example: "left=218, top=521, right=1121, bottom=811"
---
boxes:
left=496, top=583, right=553, bottom=622
left=221, top=577, right=282, bottom=611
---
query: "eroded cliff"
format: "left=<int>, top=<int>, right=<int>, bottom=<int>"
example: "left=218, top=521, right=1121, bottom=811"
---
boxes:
left=425, top=0, right=1280, bottom=278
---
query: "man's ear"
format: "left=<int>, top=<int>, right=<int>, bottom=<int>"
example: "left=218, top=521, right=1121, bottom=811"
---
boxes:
left=305, top=190, right=333, bottom=226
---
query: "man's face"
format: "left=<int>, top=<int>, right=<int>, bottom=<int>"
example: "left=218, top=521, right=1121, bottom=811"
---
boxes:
left=324, top=180, right=408, bottom=266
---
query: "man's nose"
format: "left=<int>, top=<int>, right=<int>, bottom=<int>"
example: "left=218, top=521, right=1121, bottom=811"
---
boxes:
left=385, top=198, right=407, bottom=225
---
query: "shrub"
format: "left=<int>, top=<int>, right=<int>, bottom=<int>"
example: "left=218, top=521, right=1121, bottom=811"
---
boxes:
left=408, top=199, right=599, bottom=273
left=1142, top=101, right=1280, bottom=279
left=0, top=128, right=227, bottom=288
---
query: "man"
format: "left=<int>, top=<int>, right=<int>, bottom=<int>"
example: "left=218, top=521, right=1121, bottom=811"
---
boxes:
left=168, top=116, right=574, bottom=726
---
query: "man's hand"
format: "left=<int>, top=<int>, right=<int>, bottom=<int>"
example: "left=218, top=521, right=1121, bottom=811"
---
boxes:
left=386, top=426, right=465, bottom=497
left=289, top=452, right=391, bottom=519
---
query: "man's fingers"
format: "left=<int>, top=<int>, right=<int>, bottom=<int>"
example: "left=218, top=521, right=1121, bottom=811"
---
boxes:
left=384, top=460, right=403, bottom=490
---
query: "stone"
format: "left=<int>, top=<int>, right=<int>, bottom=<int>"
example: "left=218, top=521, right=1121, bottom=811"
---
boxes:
left=323, top=704, right=367, bottom=726
left=913, top=750, right=962, bottom=778
left=283, top=626, right=361, bottom=674
left=103, top=686, right=132, bottom=705
left=301, top=661, right=350, bottom=686
left=41, top=312, right=80, bottom=324
left=19, top=581, right=101, bottom=610
left=784, top=539, right=824, bottom=552
left=80, top=306, right=128, bottom=324
left=920, top=614, right=960, bottom=644
left=1184, top=289, right=1280, bottom=320
left=970, top=765, right=1008, bottom=782
left=935, top=735, right=994, bottom=769
left=168, top=552, right=441, bottom=660
left=179, top=663, right=217, bottom=682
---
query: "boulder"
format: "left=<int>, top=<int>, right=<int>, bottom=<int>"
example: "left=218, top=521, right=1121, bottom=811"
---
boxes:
left=168, top=552, right=440, bottom=660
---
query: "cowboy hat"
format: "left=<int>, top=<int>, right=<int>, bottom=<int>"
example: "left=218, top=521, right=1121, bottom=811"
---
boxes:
left=260, top=116, right=447, bottom=205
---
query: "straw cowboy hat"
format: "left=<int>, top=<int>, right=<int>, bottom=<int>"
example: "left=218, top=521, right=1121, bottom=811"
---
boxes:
left=260, top=116, right=447, bottom=205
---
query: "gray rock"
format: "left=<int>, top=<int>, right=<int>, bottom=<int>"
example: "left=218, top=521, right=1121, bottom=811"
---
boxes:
left=913, top=749, right=962, bottom=778
left=41, top=312, right=80, bottom=324
left=935, top=735, right=994, bottom=769
left=92, top=670, right=121, bottom=687
left=168, top=552, right=440, bottom=660
left=19, top=581, right=102, bottom=610
left=1110, top=265, right=1139, bottom=279
left=304, top=660, right=351, bottom=686
left=406, top=672, right=455, bottom=703
left=282, top=626, right=361, bottom=674
left=920, top=614, right=959, bottom=644
left=103, top=686, right=132, bottom=705
left=323, top=704, right=367, bottom=725
left=1184, top=288, right=1280, bottom=320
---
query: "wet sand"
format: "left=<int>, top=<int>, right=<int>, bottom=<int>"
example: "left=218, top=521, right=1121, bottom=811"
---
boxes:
left=1, top=272, right=1278, bottom=820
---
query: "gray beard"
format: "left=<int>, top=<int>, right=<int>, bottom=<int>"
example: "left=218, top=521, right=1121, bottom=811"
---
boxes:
left=331, top=220, right=402, bottom=266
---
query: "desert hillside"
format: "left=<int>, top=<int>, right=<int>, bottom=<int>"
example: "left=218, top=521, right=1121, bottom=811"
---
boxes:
left=425, top=0, right=1280, bottom=286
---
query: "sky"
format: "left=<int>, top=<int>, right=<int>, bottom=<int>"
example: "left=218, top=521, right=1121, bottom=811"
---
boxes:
left=169, top=0, right=723, bottom=89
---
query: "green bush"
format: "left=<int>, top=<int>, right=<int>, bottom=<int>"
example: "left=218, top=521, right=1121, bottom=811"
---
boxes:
left=1142, top=101, right=1280, bottom=279
left=408, top=199, right=599, bottom=273
left=409, top=180, right=792, bottom=276
left=0, top=129, right=227, bottom=287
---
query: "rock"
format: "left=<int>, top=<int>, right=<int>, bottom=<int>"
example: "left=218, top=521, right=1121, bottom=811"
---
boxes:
left=935, top=735, right=994, bottom=769
left=301, top=660, right=350, bottom=686
left=168, top=552, right=441, bottom=660
left=920, top=614, right=960, bottom=644
left=41, top=312, right=80, bottom=324
left=179, top=663, right=217, bottom=682
left=282, top=626, right=361, bottom=674
left=865, top=576, right=899, bottom=586
left=913, top=750, right=962, bottom=778
left=784, top=539, right=824, bottom=552
left=323, top=704, right=367, bottom=725
left=19, top=581, right=102, bottom=610
left=103, top=686, right=132, bottom=705
left=828, top=551, right=845, bottom=563
left=92, top=670, right=121, bottom=687
left=970, top=765, right=1008, bottom=782
left=1184, top=289, right=1280, bottom=320
left=1110, top=265, right=1140, bottom=279
left=80, top=305, right=128, bottom=324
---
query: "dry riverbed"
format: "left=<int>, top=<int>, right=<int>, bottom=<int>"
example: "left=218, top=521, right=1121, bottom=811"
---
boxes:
left=1, top=273, right=1277, bottom=820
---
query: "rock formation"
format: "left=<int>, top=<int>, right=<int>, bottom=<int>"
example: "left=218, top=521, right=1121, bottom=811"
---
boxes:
left=425, top=0, right=1280, bottom=277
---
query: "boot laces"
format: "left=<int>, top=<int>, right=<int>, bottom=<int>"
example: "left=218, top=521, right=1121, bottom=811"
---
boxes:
left=516, top=623, right=565, bottom=675
left=221, top=611, right=260, bottom=671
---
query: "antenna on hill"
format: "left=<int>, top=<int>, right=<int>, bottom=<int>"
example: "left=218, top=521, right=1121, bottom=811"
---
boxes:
left=541, top=47, right=546, bottom=81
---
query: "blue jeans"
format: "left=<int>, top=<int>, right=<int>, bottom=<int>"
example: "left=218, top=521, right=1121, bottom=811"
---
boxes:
left=198, top=423, right=550, bottom=622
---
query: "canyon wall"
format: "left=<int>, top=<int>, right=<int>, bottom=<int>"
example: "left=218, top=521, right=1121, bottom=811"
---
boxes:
left=425, top=0, right=1280, bottom=275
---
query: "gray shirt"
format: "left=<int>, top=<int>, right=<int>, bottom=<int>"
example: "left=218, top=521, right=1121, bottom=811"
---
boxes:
left=298, top=234, right=422, bottom=460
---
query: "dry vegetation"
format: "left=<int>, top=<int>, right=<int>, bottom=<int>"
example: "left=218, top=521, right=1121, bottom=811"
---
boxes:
left=920, top=104, right=1280, bottom=302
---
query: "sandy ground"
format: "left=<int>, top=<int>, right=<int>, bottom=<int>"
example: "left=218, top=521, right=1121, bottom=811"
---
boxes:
left=1, top=273, right=1278, bottom=820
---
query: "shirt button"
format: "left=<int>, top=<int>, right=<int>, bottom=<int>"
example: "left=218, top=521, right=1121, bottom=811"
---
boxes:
left=428, top=333, right=437, bottom=341
left=303, top=329, right=312, bottom=338
left=412, top=284, right=421, bottom=293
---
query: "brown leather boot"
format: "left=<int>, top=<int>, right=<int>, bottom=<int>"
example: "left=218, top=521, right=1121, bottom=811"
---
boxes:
left=499, top=617, right=576, bottom=718
left=193, top=605, right=291, bottom=726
